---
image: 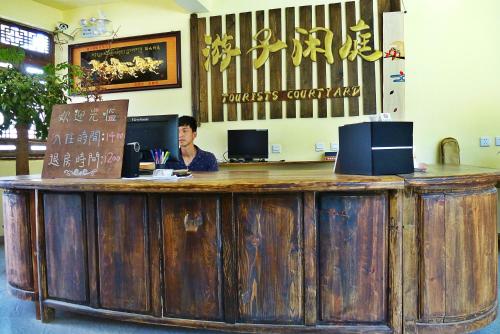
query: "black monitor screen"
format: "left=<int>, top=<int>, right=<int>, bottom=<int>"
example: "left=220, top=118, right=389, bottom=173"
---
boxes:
left=228, top=129, right=268, bottom=161
left=125, top=115, right=179, bottom=162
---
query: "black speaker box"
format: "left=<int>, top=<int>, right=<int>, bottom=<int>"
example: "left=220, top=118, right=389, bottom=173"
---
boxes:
left=121, top=143, right=142, bottom=178
left=335, top=122, right=414, bottom=175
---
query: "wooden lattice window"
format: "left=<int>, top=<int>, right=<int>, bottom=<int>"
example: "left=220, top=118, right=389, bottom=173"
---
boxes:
left=0, top=18, right=54, bottom=158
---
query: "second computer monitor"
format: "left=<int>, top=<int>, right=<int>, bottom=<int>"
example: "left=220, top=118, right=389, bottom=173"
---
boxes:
left=125, top=114, right=180, bottom=162
left=228, top=129, right=268, bottom=161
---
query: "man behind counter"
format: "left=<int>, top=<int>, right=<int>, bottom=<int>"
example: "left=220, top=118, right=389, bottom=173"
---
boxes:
left=164, top=116, right=218, bottom=171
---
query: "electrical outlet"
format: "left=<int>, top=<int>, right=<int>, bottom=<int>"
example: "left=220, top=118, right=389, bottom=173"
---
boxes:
left=315, top=142, right=325, bottom=152
left=330, top=143, right=339, bottom=151
left=480, top=137, right=491, bottom=147
left=495, top=137, right=500, bottom=146
left=271, top=144, right=281, bottom=154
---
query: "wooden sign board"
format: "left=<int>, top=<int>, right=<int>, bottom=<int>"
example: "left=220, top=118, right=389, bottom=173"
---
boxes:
left=42, top=100, right=129, bottom=179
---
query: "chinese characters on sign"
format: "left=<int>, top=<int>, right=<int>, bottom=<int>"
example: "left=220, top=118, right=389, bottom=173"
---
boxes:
left=203, top=19, right=382, bottom=72
left=42, top=100, right=129, bottom=179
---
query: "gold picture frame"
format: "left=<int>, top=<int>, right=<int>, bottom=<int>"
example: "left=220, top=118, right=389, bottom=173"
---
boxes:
left=68, top=31, right=181, bottom=93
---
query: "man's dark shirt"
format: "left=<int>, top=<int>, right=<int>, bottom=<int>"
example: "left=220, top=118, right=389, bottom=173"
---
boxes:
left=164, top=146, right=218, bottom=171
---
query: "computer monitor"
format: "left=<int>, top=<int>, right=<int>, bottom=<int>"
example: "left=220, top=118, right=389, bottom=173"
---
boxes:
left=125, top=114, right=179, bottom=162
left=227, top=129, right=268, bottom=161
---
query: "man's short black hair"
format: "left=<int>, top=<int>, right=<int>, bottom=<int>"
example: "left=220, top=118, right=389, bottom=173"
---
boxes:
left=178, top=115, right=197, bottom=132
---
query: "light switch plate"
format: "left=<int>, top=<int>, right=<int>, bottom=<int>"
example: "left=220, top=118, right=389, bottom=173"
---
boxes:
left=315, top=142, right=325, bottom=152
left=330, top=143, right=339, bottom=151
left=271, top=144, right=281, bottom=154
left=495, top=137, right=500, bottom=146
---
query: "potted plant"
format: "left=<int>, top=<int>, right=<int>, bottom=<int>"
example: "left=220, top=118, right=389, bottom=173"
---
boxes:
left=0, top=46, right=77, bottom=175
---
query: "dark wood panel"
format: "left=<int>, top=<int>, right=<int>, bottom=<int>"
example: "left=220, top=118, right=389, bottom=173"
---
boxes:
left=35, top=190, right=55, bottom=322
left=162, top=195, right=222, bottom=320
left=360, top=0, right=377, bottom=114
left=269, top=8, right=283, bottom=119
left=444, top=189, right=498, bottom=318
left=329, top=3, right=344, bottom=117
left=236, top=194, right=303, bottom=323
left=419, top=194, right=446, bottom=320
left=318, top=193, right=388, bottom=322
left=44, top=193, right=87, bottom=304
left=85, top=192, right=99, bottom=308
left=221, top=194, right=237, bottom=323
left=148, top=195, right=162, bottom=317
left=402, top=189, right=417, bottom=333
left=97, top=194, right=150, bottom=313
left=388, top=190, right=403, bottom=334
left=315, top=5, right=327, bottom=118
left=197, top=17, right=208, bottom=123
left=303, top=192, right=317, bottom=325
left=210, top=16, right=223, bottom=122
left=345, top=2, right=360, bottom=116
left=190, top=14, right=201, bottom=124
left=299, top=6, right=313, bottom=118
left=3, top=191, right=33, bottom=291
left=239, top=12, right=254, bottom=120
left=256, top=10, right=266, bottom=120
left=225, top=14, right=237, bottom=121
left=285, top=7, right=296, bottom=118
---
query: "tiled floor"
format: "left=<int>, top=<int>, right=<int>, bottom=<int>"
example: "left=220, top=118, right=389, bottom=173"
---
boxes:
left=0, top=244, right=498, bottom=334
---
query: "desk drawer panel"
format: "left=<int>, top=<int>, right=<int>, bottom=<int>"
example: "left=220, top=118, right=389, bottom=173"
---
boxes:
left=161, top=195, right=222, bottom=321
left=97, top=193, right=150, bottom=313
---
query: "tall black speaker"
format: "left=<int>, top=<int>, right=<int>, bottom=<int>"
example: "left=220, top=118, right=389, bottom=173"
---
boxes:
left=335, top=122, right=414, bottom=175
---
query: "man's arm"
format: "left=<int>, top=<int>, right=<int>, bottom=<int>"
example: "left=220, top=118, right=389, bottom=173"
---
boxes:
left=207, top=153, right=219, bottom=171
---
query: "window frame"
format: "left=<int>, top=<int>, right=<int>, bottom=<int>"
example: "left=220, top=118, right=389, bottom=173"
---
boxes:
left=0, top=17, right=55, bottom=159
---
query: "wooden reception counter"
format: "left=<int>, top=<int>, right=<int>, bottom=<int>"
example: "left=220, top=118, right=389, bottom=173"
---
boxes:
left=1, top=165, right=498, bottom=334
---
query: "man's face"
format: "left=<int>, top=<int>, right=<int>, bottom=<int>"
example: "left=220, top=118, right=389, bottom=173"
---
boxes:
left=178, top=125, right=196, bottom=147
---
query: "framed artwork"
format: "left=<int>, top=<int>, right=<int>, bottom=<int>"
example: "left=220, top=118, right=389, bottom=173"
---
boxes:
left=68, top=31, right=181, bottom=93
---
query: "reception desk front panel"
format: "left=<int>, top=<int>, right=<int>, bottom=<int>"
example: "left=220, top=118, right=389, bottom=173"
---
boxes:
left=1, top=166, right=498, bottom=334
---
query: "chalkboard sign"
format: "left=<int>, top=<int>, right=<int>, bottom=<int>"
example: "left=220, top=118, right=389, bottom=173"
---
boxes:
left=42, top=100, right=129, bottom=179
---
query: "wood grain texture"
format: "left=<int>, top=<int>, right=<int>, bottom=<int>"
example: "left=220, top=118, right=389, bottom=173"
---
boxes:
left=0, top=169, right=405, bottom=193
left=299, top=6, right=313, bottom=118
left=97, top=194, right=150, bottom=313
left=345, top=2, right=360, bottom=116
left=1, top=164, right=498, bottom=333
left=329, top=3, right=345, bottom=117
left=221, top=193, right=237, bottom=323
left=148, top=194, right=162, bottom=317
left=85, top=192, right=99, bottom=308
left=256, top=10, right=266, bottom=120
left=269, top=8, right=283, bottom=119
left=3, top=191, right=33, bottom=291
left=35, top=189, right=55, bottom=322
left=402, top=188, right=417, bottom=333
left=190, top=14, right=201, bottom=124
left=162, top=195, right=223, bottom=320
left=318, top=193, right=388, bottom=322
left=303, top=192, right=317, bottom=325
left=43, top=193, right=88, bottom=304
left=444, top=188, right=497, bottom=318
left=419, top=194, right=446, bottom=320
left=285, top=7, right=296, bottom=118
left=210, top=16, right=224, bottom=122
left=239, top=12, right=254, bottom=120
left=225, top=14, right=237, bottom=121
left=315, top=5, right=327, bottom=118
left=197, top=17, right=208, bottom=123
left=360, top=0, right=377, bottom=114
left=388, top=190, right=403, bottom=334
left=236, top=194, right=303, bottom=323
